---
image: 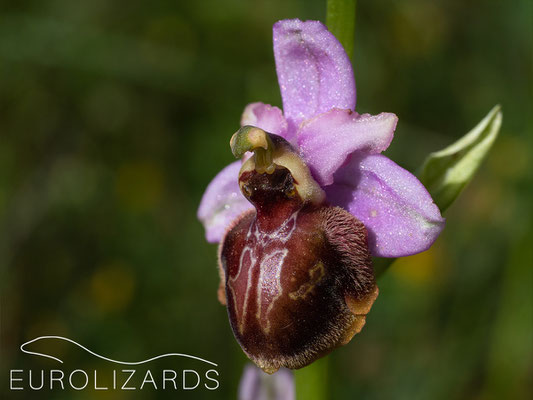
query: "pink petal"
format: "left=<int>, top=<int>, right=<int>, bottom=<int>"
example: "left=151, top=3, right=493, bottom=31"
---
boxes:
left=326, top=154, right=445, bottom=257
left=273, top=19, right=355, bottom=131
left=197, top=161, right=253, bottom=243
left=241, top=102, right=290, bottom=140
left=298, top=109, right=397, bottom=186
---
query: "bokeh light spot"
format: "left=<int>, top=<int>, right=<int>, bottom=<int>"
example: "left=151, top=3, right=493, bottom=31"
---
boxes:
left=90, top=261, right=136, bottom=313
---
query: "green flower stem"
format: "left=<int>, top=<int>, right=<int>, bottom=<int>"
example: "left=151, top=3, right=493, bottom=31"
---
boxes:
left=293, top=2, right=357, bottom=398
left=326, top=0, right=356, bottom=60
left=294, top=356, right=329, bottom=400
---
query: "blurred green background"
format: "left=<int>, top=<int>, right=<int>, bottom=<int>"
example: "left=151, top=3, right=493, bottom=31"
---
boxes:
left=1, top=0, right=531, bottom=399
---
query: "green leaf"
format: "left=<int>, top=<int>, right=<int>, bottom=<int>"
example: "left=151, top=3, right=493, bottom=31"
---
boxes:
left=374, top=105, right=502, bottom=278
left=418, top=105, right=502, bottom=211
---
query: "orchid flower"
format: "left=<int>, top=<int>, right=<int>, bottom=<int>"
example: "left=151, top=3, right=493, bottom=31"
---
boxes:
left=197, top=19, right=445, bottom=373
left=198, top=18, right=443, bottom=258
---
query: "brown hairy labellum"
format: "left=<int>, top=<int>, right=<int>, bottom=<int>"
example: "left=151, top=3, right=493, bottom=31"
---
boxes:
left=218, top=127, right=378, bottom=373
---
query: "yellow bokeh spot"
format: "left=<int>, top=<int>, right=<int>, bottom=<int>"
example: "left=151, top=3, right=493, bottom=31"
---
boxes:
left=391, top=243, right=443, bottom=285
left=90, top=261, right=135, bottom=313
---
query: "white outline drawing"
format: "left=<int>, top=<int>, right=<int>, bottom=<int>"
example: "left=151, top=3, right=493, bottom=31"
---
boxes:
left=20, top=335, right=218, bottom=367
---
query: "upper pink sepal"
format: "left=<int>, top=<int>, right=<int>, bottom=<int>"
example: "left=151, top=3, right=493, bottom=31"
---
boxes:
left=273, top=19, right=356, bottom=131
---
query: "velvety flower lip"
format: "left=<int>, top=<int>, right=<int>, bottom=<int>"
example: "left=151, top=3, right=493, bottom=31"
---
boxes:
left=198, top=18, right=445, bottom=258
